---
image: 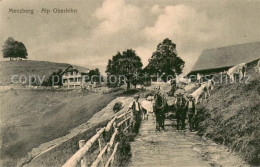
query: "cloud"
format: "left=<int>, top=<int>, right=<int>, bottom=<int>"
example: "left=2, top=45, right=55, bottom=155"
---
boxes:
left=135, top=46, right=154, bottom=67
left=145, top=5, right=220, bottom=47
left=93, top=0, right=142, bottom=35
left=143, top=5, right=222, bottom=72
left=150, top=5, right=162, bottom=15
left=1, top=0, right=259, bottom=75
left=28, top=0, right=145, bottom=73
left=75, top=0, right=147, bottom=73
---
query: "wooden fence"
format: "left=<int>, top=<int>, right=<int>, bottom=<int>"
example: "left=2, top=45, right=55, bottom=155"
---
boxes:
left=62, top=111, right=132, bottom=167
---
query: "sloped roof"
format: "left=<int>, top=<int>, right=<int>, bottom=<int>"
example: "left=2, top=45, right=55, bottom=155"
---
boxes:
left=190, top=41, right=260, bottom=73
left=66, top=68, right=79, bottom=72
left=60, top=65, right=90, bottom=75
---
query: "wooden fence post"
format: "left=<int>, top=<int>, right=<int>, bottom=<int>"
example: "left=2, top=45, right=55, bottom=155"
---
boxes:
left=63, top=113, right=133, bottom=167
left=98, top=137, right=105, bottom=167
left=79, top=140, right=88, bottom=167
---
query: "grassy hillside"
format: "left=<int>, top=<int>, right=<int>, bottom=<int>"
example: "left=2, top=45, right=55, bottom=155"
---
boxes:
left=0, top=59, right=122, bottom=167
left=0, top=60, right=89, bottom=86
left=0, top=89, right=121, bottom=167
left=197, top=60, right=260, bottom=165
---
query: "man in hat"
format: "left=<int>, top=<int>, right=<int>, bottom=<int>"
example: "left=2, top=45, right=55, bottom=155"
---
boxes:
left=185, top=95, right=197, bottom=132
left=127, top=94, right=142, bottom=133
left=174, top=92, right=186, bottom=130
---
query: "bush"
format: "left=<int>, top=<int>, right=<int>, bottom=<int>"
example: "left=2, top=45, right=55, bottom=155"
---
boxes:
left=113, top=102, right=123, bottom=113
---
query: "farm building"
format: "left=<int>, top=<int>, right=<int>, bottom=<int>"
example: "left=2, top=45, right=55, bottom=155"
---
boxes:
left=188, top=41, right=260, bottom=81
left=61, top=65, right=90, bottom=89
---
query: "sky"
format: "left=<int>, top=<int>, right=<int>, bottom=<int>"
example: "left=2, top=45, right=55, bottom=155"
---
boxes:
left=0, top=0, right=260, bottom=74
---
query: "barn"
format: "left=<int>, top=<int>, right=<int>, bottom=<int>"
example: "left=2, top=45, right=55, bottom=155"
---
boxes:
left=188, top=41, right=260, bottom=81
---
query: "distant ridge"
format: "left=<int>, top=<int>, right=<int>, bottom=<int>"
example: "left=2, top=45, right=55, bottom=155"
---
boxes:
left=190, top=41, right=260, bottom=73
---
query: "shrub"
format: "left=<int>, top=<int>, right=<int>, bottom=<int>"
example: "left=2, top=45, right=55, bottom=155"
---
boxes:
left=113, top=102, right=123, bottom=113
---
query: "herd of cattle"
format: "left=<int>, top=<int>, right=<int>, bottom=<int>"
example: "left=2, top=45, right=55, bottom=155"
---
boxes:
left=138, top=59, right=260, bottom=127
left=191, top=59, right=260, bottom=104
left=190, top=59, right=260, bottom=104
left=162, top=59, right=260, bottom=106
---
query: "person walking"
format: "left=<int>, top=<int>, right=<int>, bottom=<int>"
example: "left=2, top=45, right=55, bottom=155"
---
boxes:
left=185, top=95, right=197, bottom=132
left=128, top=95, right=142, bottom=133
left=174, top=93, right=186, bottom=130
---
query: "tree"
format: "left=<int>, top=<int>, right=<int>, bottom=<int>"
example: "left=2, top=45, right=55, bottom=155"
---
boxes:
left=106, top=49, right=143, bottom=91
left=2, top=37, right=28, bottom=60
left=88, top=68, right=101, bottom=83
left=47, top=69, right=63, bottom=86
left=145, top=38, right=185, bottom=81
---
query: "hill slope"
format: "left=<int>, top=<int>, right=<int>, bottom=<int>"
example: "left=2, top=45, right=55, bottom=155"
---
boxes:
left=0, top=89, right=121, bottom=167
left=197, top=60, right=260, bottom=165
left=0, top=60, right=89, bottom=86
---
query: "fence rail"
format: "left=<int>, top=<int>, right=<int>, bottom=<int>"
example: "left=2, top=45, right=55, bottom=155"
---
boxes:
left=62, top=111, right=132, bottom=167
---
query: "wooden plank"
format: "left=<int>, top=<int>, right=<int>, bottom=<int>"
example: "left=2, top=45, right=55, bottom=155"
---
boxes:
left=117, top=116, right=131, bottom=127
left=90, top=144, right=109, bottom=167
left=98, top=137, right=105, bottom=167
left=105, top=116, right=117, bottom=132
left=109, top=128, right=118, bottom=147
left=123, top=124, right=131, bottom=132
left=116, top=111, right=131, bottom=120
left=105, top=142, right=119, bottom=167
left=62, top=128, right=105, bottom=167
left=79, top=140, right=88, bottom=167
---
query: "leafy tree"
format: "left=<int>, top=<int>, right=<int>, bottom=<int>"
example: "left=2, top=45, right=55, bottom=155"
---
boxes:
left=145, top=38, right=185, bottom=81
left=106, top=49, right=143, bottom=91
left=47, top=69, right=63, bottom=86
left=106, top=53, right=123, bottom=88
left=131, top=70, right=151, bottom=87
left=88, top=68, right=101, bottom=83
left=2, top=37, right=28, bottom=60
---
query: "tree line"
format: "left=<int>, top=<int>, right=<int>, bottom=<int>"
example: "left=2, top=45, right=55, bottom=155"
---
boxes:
left=106, top=38, right=185, bottom=91
left=2, top=37, right=185, bottom=89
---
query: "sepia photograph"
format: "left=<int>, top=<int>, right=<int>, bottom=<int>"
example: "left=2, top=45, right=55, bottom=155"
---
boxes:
left=0, top=0, right=260, bottom=167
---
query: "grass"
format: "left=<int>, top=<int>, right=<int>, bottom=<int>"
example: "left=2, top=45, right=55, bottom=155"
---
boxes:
left=0, top=60, right=89, bottom=86
left=25, top=115, right=136, bottom=167
left=0, top=88, right=121, bottom=167
left=113, top=133, right=136, bottom=167
left=23, top=121, right=110, bottom=167
left=196, top=60, right=260, bottom=165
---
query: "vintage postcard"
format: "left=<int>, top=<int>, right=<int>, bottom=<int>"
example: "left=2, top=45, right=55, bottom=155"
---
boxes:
left=0, top=0, right=259, bottom=167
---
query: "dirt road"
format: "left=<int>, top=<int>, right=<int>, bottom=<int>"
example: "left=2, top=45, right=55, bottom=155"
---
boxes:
left=128, top=118, right=248, bottom=167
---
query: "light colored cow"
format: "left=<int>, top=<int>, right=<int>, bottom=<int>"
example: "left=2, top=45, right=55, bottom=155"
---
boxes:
left=227, top=63, right=246, bottom=83
left=141, top=98, right=154, bottom=120
left=141, top=100, right=154, bottom=113
left=190, top=83, right=207, bottom=104
left=204, top=79, right=215, bottom=98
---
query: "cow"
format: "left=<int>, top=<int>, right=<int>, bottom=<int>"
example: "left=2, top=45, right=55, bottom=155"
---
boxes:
left=190, top=83, right=207, bottom=104
left=204, top=79, right=215, bottom=98
left=197, top=73, right=203, bottom=83
left=141, top=97, right=154, bottom=120
left=227, top=63, right=246, bottom=83
left=255, top=59, right=260, bottom=73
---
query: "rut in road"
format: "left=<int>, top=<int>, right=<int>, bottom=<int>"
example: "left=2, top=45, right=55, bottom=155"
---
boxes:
left=128, top=118, right=248, bottom=167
